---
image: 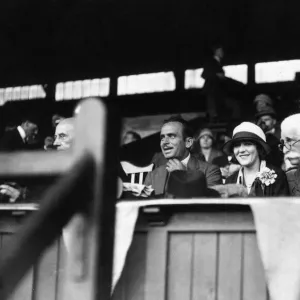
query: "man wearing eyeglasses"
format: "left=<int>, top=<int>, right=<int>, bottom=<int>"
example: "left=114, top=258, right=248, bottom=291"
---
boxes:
left=53, top=118, right=75, bottom=150
left=280, top=114, right=300, bottom=196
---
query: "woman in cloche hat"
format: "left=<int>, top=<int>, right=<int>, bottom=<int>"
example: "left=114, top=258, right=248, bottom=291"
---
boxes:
left=223, top=122, right=289, bottom=197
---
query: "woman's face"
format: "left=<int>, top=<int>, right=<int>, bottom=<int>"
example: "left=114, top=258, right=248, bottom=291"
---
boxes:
left=233, top=141, right=260, bottom=168
left=200, top=135, right=213, bottom=149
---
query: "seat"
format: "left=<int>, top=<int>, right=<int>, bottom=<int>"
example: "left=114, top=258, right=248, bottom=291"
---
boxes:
left=120, top=161, right=154, bottom=184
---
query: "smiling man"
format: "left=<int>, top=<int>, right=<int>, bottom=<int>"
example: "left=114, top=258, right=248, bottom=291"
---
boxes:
left=144, top=116, right=222, bottom=196
left=280, top=114, right=300, bottom=195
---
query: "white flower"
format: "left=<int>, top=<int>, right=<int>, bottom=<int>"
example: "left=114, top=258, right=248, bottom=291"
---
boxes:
left=256, top=167, right=277, bottom=186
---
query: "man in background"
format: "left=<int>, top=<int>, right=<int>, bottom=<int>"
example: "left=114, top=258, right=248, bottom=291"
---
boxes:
left=122, top=130, right=141, bottom=145
left=202, top=44, right=226, bottom=122
left=256, top=106, right=283, bottom=167
left=280, top=114, right=300, bottom=195
left=53, top=118, right=75, bottom=150
left=0, top=116, right=39, bottom=151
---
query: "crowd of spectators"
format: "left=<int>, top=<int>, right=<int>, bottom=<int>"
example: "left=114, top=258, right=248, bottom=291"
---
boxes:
left=0, top=91, right=299, bottom=202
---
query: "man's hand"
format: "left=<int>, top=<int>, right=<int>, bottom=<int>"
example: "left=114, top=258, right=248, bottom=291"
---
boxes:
left=166, top=159, right=187, bottom=173
left=0, top=184, right=21, bottom=202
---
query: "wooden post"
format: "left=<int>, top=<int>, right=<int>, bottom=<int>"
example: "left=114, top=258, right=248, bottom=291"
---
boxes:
left=62, top=98, right=120, bottom=300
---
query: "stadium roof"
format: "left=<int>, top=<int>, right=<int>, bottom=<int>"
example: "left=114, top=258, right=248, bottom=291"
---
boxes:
left=0, top=0, right=299, bottom=85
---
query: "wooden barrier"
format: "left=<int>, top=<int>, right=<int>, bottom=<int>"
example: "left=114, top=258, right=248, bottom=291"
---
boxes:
left=113, top=205, right=267, bottom=300
left=0, top=204, right=267, bottom=300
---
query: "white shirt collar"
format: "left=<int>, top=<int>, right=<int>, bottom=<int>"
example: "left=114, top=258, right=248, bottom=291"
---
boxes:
left=17, top=126, right=26, bottom=143
left=181, top=153, right=191, bottom=168
left=265, top=127, right=275, bottom=135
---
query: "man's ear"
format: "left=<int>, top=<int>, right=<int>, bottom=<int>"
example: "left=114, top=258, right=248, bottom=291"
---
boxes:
left=185, top=137, right=193, bottom=149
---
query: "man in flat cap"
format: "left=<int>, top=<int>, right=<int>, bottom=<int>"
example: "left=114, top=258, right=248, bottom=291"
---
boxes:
left=256, top=106, right=283, bottom=167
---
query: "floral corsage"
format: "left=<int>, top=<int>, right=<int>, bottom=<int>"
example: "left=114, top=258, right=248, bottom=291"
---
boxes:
left=256, top=166, right=277, bottom=186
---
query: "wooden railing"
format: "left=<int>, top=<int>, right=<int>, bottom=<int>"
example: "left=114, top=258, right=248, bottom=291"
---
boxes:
left=0, top=98, right=121, bottom=300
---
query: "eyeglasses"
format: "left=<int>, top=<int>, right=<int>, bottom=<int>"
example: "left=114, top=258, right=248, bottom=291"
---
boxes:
left=278, top=139, right=300, bottom=152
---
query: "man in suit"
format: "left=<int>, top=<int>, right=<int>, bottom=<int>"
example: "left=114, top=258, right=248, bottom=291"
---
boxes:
left=0, top=116, right=39, bottom=202
left=256, top=107, right=283, bottom=168
left=144, top=116, right=222, bottom=196
left=0, top=116, right=38, bottom=151
left=53, top=117, right=128, bottom=182
left=280, top=113, right=300, bottom=196
left=53, top=118, right=75, bottom=151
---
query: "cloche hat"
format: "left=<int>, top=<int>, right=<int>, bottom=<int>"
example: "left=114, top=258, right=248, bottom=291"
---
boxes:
left=222, top=122, right=270, bottom=155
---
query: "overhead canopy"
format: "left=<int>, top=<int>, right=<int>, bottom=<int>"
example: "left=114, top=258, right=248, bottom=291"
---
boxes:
left=0, top=0, right=299, bottom=85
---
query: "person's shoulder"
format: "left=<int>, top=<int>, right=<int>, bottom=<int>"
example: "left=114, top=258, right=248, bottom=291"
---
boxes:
left=225, top=170, right=239, bottom=184
left=266, top=163, right=285, bottom=176
left=194, top=157, right=219, bottom=172
left=1, top=128, right=18, bottom=138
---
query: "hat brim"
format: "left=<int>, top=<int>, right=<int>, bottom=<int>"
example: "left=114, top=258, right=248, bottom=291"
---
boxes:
left=199, top=133, right=214, bottom=140
left=222, top=135, right=271, bottom=155
left=255, top=111, right=276, bottom=119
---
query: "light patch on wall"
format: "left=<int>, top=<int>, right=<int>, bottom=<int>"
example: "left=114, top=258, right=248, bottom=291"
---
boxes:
left=223, top=64, right=248, bottom=84
left=0, top=85, right=46, bottom=106
left=185, top=64, right=247, bottom=89
left=117, top=72, right=176, bottom=95
left=255, top=60, right=300, bottom=83
left=55, top=78, right=110, bottom=101
left=184, top=69, right=205, bottom=89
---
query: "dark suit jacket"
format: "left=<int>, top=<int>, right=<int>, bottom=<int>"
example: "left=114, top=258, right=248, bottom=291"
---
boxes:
left=226, top=163, right=290, bottom=197
left=144, top=155, right=222, bottom=196
left=0, top=128, right=26, bottom=151
left=205, top=148, right=225, bottom=164
left=286, top=167, right=300, bottom=196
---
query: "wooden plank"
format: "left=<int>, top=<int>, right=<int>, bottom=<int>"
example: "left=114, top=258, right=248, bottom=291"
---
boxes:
left=167, top=233, right=193, bottom=300
left=0, top=151, right=74, bottom=176
left=144, top=229, right=168, bottom=300
left=192, top=233, right=217, bottom=300
left=112, top=271, right=125, bottom=300
left=218, top=233, right=242, bottom=300
left=34, top=240, right=60, bottom=300
left=165, top=212, right=255, bottom=232
left=55, top=238, right=67, bottom=300
left=243, top=233, right=267, bottom=300
left=2, top=234, right=34, bottom=300
left=0, top=217, right=22, bottom=234
left=123, top=233, right=147, bottom=300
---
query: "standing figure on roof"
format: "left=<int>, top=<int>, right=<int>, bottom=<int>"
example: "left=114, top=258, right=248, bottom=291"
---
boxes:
left=202, top=44, right=241, bottom=122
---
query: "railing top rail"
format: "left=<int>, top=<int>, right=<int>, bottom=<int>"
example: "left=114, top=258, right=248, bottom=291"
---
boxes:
left=0, top=148, right=74, bottom=177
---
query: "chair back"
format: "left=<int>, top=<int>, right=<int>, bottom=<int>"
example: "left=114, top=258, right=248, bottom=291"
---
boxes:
left=121, top=161, right=154, bottom=184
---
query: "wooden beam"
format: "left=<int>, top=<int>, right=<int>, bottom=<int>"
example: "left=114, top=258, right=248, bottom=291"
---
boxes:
left=0, top=151, right=74, bottom=177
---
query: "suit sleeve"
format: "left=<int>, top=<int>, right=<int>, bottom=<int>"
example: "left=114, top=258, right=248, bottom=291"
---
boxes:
left=144, top=172, right=153, bottom=187
left=273, top=169, right=290, bottom=196
left=206, top=164, right=223, bottom=186
left=0, top=132, right=14, bottom=151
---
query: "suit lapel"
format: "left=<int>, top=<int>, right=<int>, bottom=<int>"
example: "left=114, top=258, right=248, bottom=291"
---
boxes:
left=187, top=155, right=198, bottom=171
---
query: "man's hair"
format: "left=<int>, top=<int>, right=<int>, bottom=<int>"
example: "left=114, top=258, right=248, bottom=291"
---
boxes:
left=281, top=114, right=300, bottom=138
left=162, top=115, right=193, bottom=139
left=125, top=131, right=141, bottom=141
left=58, top=117, right=75, bottom=129
left=20, top=115, right=39, bottom=125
